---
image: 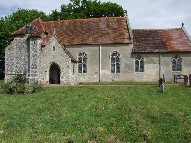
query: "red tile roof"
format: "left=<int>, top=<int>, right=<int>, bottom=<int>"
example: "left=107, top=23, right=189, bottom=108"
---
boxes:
left=12, top=17, right=131, bottom=45
left=12, top=17, right=191, bottom=53
left=12, top=18, right=45, bottom=37
left=132, top=28, right=191, bottom=53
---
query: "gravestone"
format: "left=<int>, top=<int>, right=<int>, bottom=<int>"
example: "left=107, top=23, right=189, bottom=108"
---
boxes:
left=159, top=78, right=163, bottom=87
left=184, top=75, right=190, bottom=86
left=160, top=84, right=164, bottom=93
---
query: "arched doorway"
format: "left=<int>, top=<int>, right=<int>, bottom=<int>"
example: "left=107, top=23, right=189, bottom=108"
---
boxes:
left=49, top=63, right=60, bottom=84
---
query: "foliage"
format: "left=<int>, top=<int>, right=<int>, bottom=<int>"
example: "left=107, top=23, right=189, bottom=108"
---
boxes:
left=1, top=74, right=42, bottom=94
left=0, top=84, right=191, bottom=142
left=2, top=74, right=26, bottom=94
left=0, top=9, right=48, bottom=79
left=12, top=73, right=26, bottom=84
left=0, top=8, right=48, bottom=47
left=25, top=82, right=43, bottom=94
left=14, top=83, right=25, bottom=94
left=49, top=0, right=125, bottom=20
left=0, top=0, right=125, bottom=79
left=1, top=81, right=17, bottom=94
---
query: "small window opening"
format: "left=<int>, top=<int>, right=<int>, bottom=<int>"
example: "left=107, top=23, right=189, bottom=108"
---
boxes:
left=111, top=51, right=120, bottom=73
left=135, top=55, right=144, bottom=72
left=78, top=52, right=87, bottom=73
left=171, top=54, right=182, bottom=71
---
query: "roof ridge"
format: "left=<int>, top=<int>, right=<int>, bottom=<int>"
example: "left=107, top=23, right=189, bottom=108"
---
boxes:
left=44, top=16, right=125, bottom=23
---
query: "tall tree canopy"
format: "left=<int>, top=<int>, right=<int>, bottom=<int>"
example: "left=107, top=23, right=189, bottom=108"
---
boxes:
left=0, top=9, right=48, bottom=48
left=0, top=0, right=125, bottom=79
left=49, top=0, right=125, bottom=20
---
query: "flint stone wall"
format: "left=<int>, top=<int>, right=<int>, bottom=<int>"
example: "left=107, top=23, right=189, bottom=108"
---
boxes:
left=5, top=35, right=191, bottom=84
left=5, top=37, right=28, bottom=82
left=38, top=37, right=76, bottom=84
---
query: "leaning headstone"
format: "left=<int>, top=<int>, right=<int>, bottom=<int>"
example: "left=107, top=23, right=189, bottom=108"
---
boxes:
left=160, top=84, right=164, bottom=93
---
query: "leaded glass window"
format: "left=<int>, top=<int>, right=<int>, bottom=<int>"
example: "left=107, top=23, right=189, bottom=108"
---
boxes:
left=172, top=54, right=182, bottom=71
left=111, top=51, right=120, bottom=73
left=78, top=52, right=87, bottom=73
left=135, top=55, right=144, bottom=72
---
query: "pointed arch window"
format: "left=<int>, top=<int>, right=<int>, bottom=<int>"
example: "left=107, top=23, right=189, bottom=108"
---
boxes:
left=135, top=55, right=144, bottom=72
left=111, top=51, right=120, bottom=73
left=172, top=54, right=182, bottom=71
left=78, top=52, right=87, bottom=73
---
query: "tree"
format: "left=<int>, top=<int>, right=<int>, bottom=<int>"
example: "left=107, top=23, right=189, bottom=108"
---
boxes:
left=0, top=0, right=125, bottom=79
left=49, top=0, right=125, bottom=20
left=0, top=9, right=48, bottom=79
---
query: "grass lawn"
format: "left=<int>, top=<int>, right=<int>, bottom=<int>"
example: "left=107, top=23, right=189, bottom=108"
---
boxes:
left=0, top=83, right=191, bottom=142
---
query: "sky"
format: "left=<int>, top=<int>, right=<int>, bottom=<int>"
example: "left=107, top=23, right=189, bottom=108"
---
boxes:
left=0, top=0, right=191, bottom=35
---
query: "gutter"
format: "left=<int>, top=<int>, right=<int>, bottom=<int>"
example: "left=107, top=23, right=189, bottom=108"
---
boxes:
left=159, top=53, right=162, bottom=79
left=99, top=44, right=102, bottom=82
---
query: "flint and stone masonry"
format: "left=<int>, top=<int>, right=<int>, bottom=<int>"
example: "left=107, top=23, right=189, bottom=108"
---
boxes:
left=5, top=16, right=191, bottom=84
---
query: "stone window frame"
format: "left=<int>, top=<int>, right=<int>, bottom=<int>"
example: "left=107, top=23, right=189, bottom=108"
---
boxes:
left=110, top=51, right=120, bottom=73
left=171, top=54, right=182, bottom=72
left=78, top=52, right=87, bottom=73
left=135, top=55, right=144, bottom=72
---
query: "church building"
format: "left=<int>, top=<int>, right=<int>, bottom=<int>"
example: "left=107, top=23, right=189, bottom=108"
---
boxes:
left=5, top=15, right=191, bottom=84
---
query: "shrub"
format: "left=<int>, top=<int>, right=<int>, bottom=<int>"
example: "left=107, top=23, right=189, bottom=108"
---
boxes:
left=31, top=82, right=42, bottom=92
left=15, top=83, right=25, bottom=94
left=25, top=82, right=43, bottom=94
left=12, top=73, right=26, bottom=84
left=2, top=74, right=42, bottom=94
left=2, top=82, right=17, bottom=94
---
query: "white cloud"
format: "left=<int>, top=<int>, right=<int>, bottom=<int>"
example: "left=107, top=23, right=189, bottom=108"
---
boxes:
left=123, top=0, right=191, bottom=35
left=0, top=0, right=66, bottom=16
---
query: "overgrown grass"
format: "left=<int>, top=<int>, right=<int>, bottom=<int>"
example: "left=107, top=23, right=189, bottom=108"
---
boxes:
left=0, top=83, right=191, bottom=142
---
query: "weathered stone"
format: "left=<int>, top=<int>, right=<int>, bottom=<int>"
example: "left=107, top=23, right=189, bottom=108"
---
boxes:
left=4, top=17, right=191, bottom=84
